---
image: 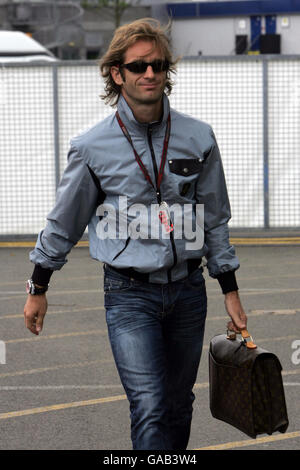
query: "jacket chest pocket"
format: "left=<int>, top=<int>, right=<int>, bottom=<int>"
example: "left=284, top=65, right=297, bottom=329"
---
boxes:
left=168, top=158, right=203, bottom=176
left=168, top=158, right=203, bottom=197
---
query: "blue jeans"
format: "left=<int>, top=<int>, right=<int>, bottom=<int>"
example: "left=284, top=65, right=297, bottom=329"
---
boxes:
left=104, top=265, right=207, bottom=450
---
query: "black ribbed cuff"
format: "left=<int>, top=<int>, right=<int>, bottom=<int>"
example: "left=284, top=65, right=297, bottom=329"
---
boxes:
left=216, top=271, right=239, bottom=294
left=31, top=265, right=53, bottom=286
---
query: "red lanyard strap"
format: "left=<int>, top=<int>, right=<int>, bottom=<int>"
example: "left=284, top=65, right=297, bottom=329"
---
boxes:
left=116, top=111, right=171, bottom=192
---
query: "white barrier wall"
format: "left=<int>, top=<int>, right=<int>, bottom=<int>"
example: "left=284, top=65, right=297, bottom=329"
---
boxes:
left=1, top=58, right=299, bottom=235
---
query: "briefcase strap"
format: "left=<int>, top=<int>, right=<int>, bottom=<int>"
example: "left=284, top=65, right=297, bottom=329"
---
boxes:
left=226, top=329, right=257, bottom=349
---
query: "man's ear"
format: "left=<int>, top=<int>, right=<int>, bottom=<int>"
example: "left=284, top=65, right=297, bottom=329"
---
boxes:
left=110, top=66, right=124, bottom=86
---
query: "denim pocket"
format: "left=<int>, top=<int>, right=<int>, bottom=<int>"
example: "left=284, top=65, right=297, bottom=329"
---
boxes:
left=103, top=268, right=133, bottom=292
left=104, top=271, right=132, bottom=292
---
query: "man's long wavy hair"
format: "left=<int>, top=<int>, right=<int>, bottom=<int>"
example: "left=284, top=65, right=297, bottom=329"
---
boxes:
left=99, top=18, right=178, bottom=107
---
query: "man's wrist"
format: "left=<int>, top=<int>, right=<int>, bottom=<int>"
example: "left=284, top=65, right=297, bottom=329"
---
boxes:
left=26, top=279, right=48, bottom=295
left=225, top=290, right=239, bottom=297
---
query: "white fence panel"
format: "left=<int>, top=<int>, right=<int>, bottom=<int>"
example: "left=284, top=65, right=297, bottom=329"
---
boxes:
left=1, top=66, right=55, bottom=234
left=268, top=60, right=300, bottom=227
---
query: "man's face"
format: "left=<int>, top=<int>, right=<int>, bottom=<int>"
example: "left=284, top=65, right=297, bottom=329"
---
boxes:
left=111, top=40, right=167, bottom=108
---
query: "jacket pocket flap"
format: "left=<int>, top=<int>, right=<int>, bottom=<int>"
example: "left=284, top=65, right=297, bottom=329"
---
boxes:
left=168, top=158, right=203, bottom=176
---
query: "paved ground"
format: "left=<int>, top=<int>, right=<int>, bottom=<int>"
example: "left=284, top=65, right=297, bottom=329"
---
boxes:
left=0, top=245, right=299, bottom=451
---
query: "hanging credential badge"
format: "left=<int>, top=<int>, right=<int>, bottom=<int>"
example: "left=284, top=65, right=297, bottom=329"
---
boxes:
left=158, top=201, right=174, bottom=233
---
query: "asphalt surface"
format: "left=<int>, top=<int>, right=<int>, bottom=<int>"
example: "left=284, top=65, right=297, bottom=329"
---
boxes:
left=0, top=245, right=299, bottom=451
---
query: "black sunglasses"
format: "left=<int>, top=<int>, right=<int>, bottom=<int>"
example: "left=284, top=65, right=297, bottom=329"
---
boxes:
left=120, top=59, right=169, bottom=74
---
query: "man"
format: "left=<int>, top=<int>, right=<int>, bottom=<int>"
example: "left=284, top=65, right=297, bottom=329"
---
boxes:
left=24, top=18, right=247, bottom=450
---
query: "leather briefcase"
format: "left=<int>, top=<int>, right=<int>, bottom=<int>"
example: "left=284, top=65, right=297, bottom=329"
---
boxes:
left=209, top=329, right=289, bottom=438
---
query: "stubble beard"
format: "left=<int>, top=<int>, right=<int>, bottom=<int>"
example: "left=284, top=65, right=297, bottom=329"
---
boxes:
left=123, top=80, right=165, bottom=107
left=137, top=95, right=163, bottom=105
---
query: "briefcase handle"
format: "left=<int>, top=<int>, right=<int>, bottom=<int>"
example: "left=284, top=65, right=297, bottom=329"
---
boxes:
left=226, top=329, right=257, bottom=349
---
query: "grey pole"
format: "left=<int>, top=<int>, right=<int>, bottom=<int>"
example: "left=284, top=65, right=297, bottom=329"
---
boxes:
left=263, top=58, right=269, bottom=229
left=52, top=63, right=60, bottom=190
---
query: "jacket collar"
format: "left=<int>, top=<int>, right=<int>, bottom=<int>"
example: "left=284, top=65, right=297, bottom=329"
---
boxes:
left=116, top=93, right=170, bottom=136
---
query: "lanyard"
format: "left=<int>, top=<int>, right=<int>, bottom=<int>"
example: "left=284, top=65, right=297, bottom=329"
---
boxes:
left=116, top=111, right=171, bottom=193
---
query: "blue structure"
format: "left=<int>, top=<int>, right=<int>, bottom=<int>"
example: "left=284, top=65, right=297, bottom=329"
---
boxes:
left=167, top=1, right=300, bottom=18
left=166, top=2, right=292, bottom=53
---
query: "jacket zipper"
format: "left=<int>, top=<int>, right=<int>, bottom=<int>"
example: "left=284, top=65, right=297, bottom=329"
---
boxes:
left=147, top=125, right=160, bottom=203
left=147, top=125, right=177, bottom=282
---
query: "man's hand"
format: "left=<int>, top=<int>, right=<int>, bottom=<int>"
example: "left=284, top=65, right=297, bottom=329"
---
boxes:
left=224, top=290, right=247, bottom=333
left=24, top=294, right=48, bottom=335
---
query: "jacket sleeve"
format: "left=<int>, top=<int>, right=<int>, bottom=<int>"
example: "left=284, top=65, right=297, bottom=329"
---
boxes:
left=29, top=144, right=99, bottom=272
left=196, top=128, right=240, bottom=291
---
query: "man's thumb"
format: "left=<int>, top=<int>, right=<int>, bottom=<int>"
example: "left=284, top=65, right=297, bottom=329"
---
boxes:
left=36, top=315, right=44, bottom=333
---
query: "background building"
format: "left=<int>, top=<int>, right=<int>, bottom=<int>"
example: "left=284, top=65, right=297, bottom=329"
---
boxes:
left=2, top=1, right=300, bottom=59
left=0, top=0, right=150, bottom=59
left=166, top=1, right=300, bottom=56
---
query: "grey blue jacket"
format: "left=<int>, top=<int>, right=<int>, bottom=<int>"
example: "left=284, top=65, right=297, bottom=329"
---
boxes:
left=30, top=94, right=239, bottom=289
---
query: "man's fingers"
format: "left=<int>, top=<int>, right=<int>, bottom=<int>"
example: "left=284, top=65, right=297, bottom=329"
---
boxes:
left=227, top=311, right=247, bottom=332
left=24, top=312, right=38, bottom=334
left=29, top=323, right=39, bottom=336
left=238, top=311, right=247, bottom=330
left=24, top=310, right=33, bottom=330
left=227, top=320, right=240, bottom=333
left=24, top=309, right=43, bottom=335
